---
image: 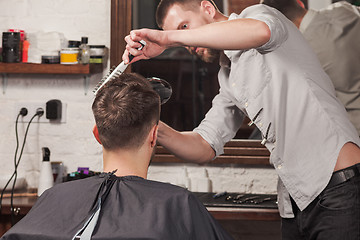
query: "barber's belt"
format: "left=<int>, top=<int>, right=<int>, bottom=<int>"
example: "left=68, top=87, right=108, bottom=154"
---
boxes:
left=327, top=163, right=360, bottom=188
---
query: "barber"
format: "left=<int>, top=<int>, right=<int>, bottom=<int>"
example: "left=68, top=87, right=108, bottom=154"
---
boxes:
left=123, top=1, right=360, bottom=239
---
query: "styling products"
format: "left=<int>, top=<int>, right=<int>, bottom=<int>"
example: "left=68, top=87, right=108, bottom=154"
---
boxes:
left=60, top=48, right=79, bottom=64
left=192, top=168, right=212, bottom=192
left=78, top=37, right=90, bottom=64
left=60, top=39, right=83, bottom=64
left=89, top=45, right=106, bottom=64
left=22, top=39, right=30, bottom=62
left=179, top=167, right=191, bottom=190
left=42, top=56, right=60, bottom=64
left=68, top=40, right=81, bottom=48
left=2, top=32, right=21, bottom=63
left=38, top=147, right=54, bottom=196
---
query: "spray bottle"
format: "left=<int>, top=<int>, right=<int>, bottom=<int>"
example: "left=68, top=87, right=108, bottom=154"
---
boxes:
left=38, top=147, right=54, bottom=196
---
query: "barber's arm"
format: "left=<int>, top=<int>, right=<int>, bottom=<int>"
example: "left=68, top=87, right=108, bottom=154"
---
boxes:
left=123, top=18, right=270, bottom=63
left=157, top=85, right=243, bottom=164
left=166, top=18, right=271, bottom=50
left=157, top=121, right=215, bottom=164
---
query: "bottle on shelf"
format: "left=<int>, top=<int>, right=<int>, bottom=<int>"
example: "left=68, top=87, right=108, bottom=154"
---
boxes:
left=38, top=147, right=54, bottom=196
left=22, top=38, right=30, bottom=63
left=2, top=32, right=21, bottom=63
left=195, top=168, right=212, bottom=192
left=178, top=167, right=191, bottom=190
left=78, top=36, right=90, bottom=64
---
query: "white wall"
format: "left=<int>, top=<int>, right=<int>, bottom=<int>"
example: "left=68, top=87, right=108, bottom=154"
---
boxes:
left=0, top=0, right=110, bottom=45
left=0, top=0, right=277, bottom=194
left=0, top=0, right=111, bottom=189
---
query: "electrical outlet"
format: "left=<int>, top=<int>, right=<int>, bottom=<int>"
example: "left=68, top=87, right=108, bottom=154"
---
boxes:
left=14, top=101, right=67, bottom=123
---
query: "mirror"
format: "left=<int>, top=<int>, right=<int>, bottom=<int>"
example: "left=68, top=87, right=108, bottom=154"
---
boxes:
left=110, top=0, right=263, bottom=140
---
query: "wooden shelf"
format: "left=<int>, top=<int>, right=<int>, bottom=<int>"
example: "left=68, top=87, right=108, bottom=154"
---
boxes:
left=0, top=63, right=104, bottom=95
left=0, top=63, right=103, bottom=74
left=153, top=140, right=271, bottom=166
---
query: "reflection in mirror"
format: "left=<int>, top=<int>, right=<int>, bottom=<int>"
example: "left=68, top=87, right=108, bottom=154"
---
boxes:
left=132, top=0, right=160, bottom=30
left=130, top=0, right=260, bottom=139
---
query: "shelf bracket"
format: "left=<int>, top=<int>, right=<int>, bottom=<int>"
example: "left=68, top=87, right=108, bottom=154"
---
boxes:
left=84, top=75, right=90, bottom=95
left=2, top=73, right=8, bottom=94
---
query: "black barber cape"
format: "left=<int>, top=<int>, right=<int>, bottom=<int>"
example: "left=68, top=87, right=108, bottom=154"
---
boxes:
left=1, top=172, right=233, bottom=240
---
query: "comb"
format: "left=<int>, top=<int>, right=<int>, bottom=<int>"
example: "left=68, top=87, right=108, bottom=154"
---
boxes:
left=93, top=40, right=146, bottom=95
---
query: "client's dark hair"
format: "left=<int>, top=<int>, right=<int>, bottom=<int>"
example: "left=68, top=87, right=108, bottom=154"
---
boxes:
left=156, top=0, right=219, bottom=28
left=92, top=73, right=160, bottom=150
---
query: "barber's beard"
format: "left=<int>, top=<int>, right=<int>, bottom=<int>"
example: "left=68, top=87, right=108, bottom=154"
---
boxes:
left=189, top=47, right=220, bottom=63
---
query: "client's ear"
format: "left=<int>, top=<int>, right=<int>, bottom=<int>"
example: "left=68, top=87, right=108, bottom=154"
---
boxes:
left=150, top=124, right=158, bottom=148
left=92, top=125, right=102, bottom=145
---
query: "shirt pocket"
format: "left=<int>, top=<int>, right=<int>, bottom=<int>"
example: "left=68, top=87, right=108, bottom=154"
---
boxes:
left=246, top=102, right=276, bottom=146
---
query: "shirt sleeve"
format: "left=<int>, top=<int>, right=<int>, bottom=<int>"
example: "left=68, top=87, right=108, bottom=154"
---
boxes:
left=194, top=88, right=244, bottom=157
left=230, top=4, right=289, bottom=53
left=333, top=1, right=360, bottom=14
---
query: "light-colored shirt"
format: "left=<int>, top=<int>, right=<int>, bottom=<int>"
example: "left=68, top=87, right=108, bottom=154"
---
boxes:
left=299, top=1, right=360, bottom=135
left=194, top=4, right=360, bottom=218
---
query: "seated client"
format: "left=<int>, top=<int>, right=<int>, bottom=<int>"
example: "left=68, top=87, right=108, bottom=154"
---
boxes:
left=1, top=73, right=233, bottom=240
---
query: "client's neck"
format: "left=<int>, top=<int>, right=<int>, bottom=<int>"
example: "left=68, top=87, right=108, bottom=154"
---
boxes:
left=102, top=146, right=150, bottom=179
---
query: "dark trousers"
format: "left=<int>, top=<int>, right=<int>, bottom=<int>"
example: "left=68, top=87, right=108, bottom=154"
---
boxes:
left=281, top=167, right=360, bottom=240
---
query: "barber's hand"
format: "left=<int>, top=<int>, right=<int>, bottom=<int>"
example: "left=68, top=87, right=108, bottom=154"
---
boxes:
left=123, top=29, right=168, bottom=64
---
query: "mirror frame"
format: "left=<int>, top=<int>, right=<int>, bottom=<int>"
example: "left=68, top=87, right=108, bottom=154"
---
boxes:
left=110, top=0, right=132, bottom=67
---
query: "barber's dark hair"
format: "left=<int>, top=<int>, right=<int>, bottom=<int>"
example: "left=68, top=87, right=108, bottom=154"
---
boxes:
left=156, top=0, right=219, bottom=28
left=92, top=73, right=160, bottom=150
left=262, top=0, right=306, bottom=21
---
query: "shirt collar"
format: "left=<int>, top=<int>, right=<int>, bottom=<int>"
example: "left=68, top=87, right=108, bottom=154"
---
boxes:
left=219, top=51, right=231, bottom=68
